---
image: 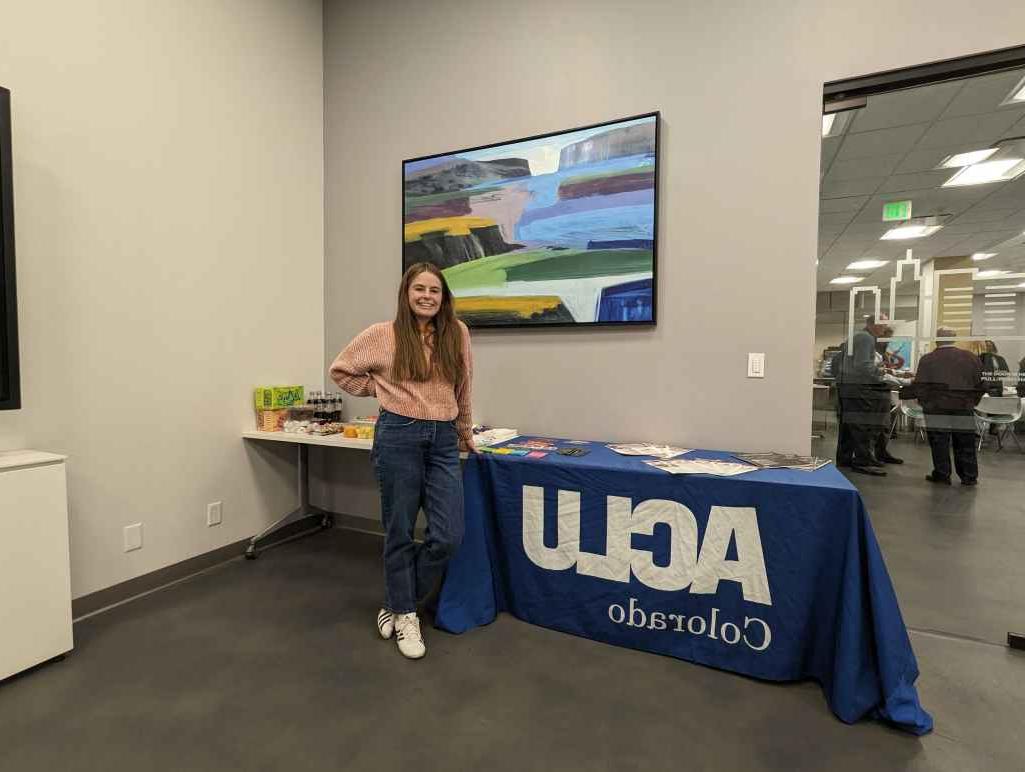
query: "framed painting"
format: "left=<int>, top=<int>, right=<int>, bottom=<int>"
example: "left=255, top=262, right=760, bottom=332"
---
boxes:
left=403, top=112, right=658, bottom=328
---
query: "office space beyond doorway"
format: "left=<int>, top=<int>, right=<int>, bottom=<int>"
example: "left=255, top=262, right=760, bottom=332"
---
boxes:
left=816, top=45, right=1025, bottom=652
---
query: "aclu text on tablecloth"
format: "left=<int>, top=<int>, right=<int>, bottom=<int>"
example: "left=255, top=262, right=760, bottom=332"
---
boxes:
left=522, top=484, right=775, bottom=652
left=522, top=485, right=772, bottom=604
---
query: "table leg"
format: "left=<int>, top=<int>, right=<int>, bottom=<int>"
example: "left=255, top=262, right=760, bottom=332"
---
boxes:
left=244, top=444, right=332, bottom=559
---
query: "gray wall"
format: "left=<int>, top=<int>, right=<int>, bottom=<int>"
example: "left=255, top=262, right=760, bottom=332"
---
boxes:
left=318, top=0, right=1025, bottom=522
left=0, top=0, right=325, bottom=597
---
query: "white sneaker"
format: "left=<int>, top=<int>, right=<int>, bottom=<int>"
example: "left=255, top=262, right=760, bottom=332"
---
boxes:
left=394, top=612, right=426, bottom=659
left=377, top=608, right=394, bottom=640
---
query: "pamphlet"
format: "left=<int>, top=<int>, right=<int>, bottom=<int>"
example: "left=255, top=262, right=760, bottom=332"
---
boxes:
left=645, top=459, right=757, bottom=476
left=607, top=443, right=692, bottom=460
left=732, top=452, right=831, bottom=471
left=472, top=428, right=520, bottom=448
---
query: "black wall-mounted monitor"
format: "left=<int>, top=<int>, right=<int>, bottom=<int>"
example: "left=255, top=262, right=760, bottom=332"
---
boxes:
left=0, top=86, right=21, bottom=411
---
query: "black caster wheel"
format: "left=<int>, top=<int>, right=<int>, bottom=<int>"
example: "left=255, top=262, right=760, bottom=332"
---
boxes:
left=321, top=515, right=335, bottom=529
left=244, top=545, right=258, bottom=560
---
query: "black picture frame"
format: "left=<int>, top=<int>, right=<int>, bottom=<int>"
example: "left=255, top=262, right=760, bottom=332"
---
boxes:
left=402, top=111, right=659, bottom=329
left=0, top=86, right=21, bottom=411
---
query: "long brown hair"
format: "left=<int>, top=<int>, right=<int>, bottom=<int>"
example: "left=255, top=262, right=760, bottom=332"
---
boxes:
left=392, top=262, right=465, bottom=384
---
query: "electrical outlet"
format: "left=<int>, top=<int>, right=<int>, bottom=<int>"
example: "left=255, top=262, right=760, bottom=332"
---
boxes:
left=124, top=523, right=143, bottom=552
left=207, top=501, right=222, bottom=527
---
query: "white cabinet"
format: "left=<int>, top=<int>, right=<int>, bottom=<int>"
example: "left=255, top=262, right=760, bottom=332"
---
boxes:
left=0, top=450, right=73, bottom=682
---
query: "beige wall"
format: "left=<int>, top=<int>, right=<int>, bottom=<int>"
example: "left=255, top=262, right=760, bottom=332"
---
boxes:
left=0, top=0, right=325, bottom=598
left=320, top=0, right=1025, bottom=522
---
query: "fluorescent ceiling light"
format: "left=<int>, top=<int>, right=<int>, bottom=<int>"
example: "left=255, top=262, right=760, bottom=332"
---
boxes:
left=881, top=224, right=942, bottom=240
left=822, top=109, right=857, bottom=139
left=845, top=259, right=889, bottom=270
left=942, top=158, right=1025, bottom=187
left=977, top=269, right=1010, bottom=278
left=1001, top=75, right=1025, bottom=105
left=971, top=252, right=997, bottom=261
left=829, top=276, right=863, bottom=285
left=938, top=148, right=998, bottom=168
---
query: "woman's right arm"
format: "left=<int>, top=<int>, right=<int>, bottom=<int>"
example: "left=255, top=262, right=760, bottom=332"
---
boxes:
left=329, top=326, right=381, bottom=397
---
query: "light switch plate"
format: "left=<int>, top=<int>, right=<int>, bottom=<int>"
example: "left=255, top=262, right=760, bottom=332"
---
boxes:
left=748, top=353, right=765, bottom=378
left=124, top=523, right=143, bottom=552
left=207, top=501, right=222, bottom=527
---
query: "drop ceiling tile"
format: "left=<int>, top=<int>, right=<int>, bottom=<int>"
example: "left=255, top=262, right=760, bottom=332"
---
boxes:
left=893, top=143, right=1001, bottom=174
left=821, top=137, right=841, bottom=170
left=943, top=222, right=987, bottom=235
left=927, top=185, right=996, bottom=210
left=940, top=69, right=1025, bottom=118
left=972, top=228, right=1021, bottom=242
left=916, top=111, right=1025, bottom=149
left=821, top=177, right=885, bottom=198
left=951, top=207, right=1020, bottom=224
left=996, top=209, right=1025, bottom=229
left=1007, top=111, right=1025, bottom=137
left=825, top=154, right=904, bottom=182
left=845, top=220, right=891, bottom=235
left=875, top=170, right=953, bottom=193
left=819, top=211, right=857, bottom=228
left=983, top=177, right=1025, bottom=204
left=825, top=249, right=873, bottom=264
left=836, top=124, right=929, bottom=161
left=818, top=195, right=869, bottom=214
left=850, top=81, right=961, bottom=132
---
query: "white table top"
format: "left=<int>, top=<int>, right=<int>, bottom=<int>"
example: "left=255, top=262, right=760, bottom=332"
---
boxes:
left=242, top=430, right=373, bottom=450
left=0, top=450, right=68, bottom=472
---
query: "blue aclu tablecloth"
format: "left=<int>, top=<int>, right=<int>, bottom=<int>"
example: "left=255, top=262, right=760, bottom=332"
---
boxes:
left=436, top=441, right=932, bottom=735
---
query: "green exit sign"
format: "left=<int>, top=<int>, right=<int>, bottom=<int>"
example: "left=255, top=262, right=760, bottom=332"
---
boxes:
left=883, top=200, right=912, bottom=221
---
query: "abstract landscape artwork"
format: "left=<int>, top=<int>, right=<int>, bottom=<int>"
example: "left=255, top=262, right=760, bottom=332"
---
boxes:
left=402, top=113, right=658, bottom=328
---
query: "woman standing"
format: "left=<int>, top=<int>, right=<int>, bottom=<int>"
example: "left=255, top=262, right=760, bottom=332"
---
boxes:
left=330, top=262, right=474, bottom=660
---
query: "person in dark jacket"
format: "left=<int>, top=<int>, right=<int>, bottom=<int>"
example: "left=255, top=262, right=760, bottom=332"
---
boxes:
left=908, top=329, right=985, bottom=486
left=835, top=316, right=893, bottom=475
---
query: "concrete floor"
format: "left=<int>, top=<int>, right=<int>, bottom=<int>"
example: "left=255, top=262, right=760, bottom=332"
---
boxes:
left=1, top=434, right=1023, bottom=771
left=811, top=428, right=1025, bottom=646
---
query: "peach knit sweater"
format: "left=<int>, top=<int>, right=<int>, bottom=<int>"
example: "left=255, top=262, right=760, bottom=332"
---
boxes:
left=329, top=321, right=473, bottom=442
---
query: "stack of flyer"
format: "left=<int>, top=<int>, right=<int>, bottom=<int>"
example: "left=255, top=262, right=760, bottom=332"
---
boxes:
left=471, top=427, right=519, bottom=448
left=645, top=458, right=757, bottom=476
left=732, top=452, right=831, bottom=471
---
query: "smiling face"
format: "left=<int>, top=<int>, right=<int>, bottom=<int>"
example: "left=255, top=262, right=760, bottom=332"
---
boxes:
left=408, top=270, right=443, bottom=324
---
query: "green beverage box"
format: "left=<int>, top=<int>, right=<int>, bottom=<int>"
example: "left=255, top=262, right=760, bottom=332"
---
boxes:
left=254, top=385, right=305, bottom=410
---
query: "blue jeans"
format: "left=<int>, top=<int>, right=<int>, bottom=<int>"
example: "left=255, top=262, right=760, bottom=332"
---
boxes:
left=371, top=410, right=464, bottom=614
